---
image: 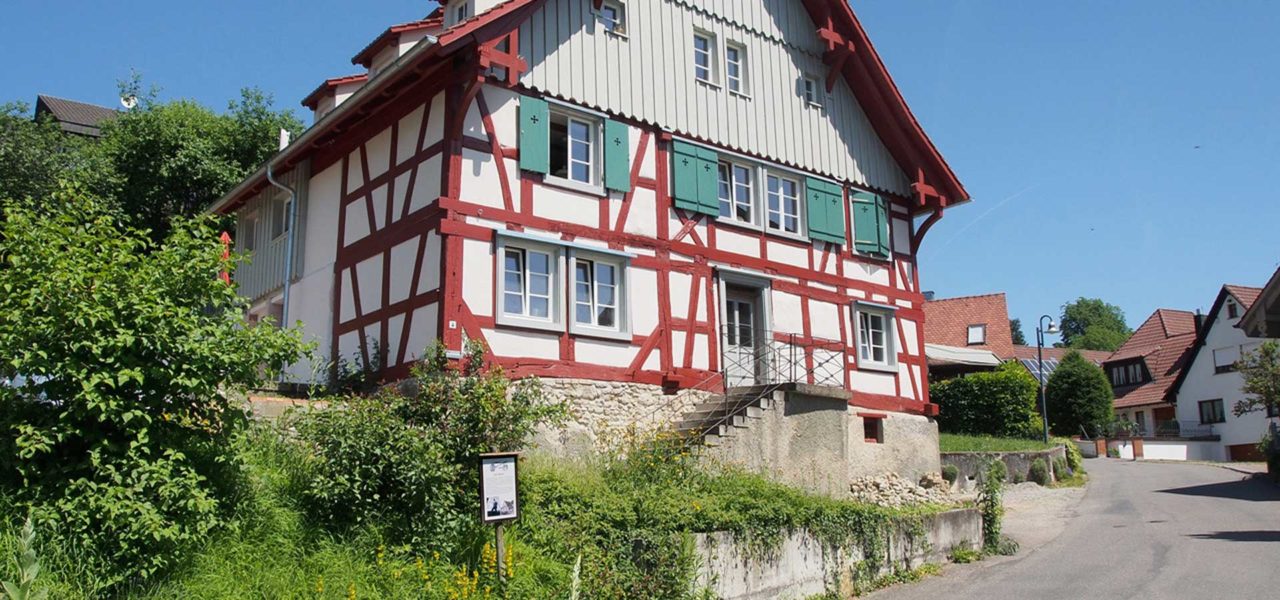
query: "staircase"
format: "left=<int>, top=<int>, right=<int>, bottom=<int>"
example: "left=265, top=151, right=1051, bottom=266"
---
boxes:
left=674, top=384, right=782, bottom=446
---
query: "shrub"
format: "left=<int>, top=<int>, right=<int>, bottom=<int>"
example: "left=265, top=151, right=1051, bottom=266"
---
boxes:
left=976, top=460, right=1005, bottom=552
left=985, top=459, right=1008, bottom=484
left=1052, top=456, right=1070, bottom=478
left=941, top=465, right=959, bottom=484
left=1055, top=437, right=1085, bottom=473
left=0, top=192, right=307, bottom=587
left=932, top=362, right=1041, bottom=438
left=1028, top=458, right=1051, bottom=486
left=1045, top=351, right=1114, bottom=437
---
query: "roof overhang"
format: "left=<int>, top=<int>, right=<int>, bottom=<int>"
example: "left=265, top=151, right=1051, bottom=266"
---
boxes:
left=1239, top=267, right=1280, bottom=338
left=300, top=74, right=369, bottom=110
left=925, top=344, right=1002, bottom=368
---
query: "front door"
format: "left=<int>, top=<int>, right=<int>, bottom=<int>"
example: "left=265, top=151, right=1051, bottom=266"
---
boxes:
left=723, top=286, right=762, bottom=388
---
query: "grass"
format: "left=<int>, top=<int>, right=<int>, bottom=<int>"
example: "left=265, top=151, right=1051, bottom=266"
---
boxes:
left=1052, top=472, right=1088, bottom=489
left=939, top=433, right=1055, bottom=453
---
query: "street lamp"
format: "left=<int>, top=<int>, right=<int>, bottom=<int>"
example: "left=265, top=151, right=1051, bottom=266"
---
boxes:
left=1037, top=315, right=1060, bottom=444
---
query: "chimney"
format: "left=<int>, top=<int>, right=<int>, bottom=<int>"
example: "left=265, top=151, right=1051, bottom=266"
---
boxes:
left=1194, top=309, right=1204, bottom=340
left=923, top=291, right=935, bottom=302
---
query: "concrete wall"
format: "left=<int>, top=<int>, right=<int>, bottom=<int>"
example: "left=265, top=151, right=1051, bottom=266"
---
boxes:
left=1106, top=439, right=1135, bottom=460
left=940, top=446, right=1068, bottom=484
left=1140, top=439, right=1226, bottom=462
left=693, top=508, right=981, bottom=600
left=705, top=385, right=940, bottom=497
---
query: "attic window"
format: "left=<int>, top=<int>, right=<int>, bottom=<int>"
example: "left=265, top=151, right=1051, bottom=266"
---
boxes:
left=966, top=324, right=986, bottom=345
left=1227, top=298, right=1239, bottom=319
left=693, top=31, right=718, bottom=84
left=802, top=76, right=822, bottom=107
left=600, top=1, right=626, bottom=36
left=451, top=1, right=473, bottom=25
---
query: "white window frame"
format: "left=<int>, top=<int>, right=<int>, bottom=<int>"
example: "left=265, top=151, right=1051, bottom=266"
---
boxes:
left=568, top=249, right=631, bottom=341
left=546, top=108, right=604, bottom=195
left=693, top=30, right=719, bottom=86
left=270, top=194, right=291, bottom=240
left=802, top=75, right=823, bottom=107
left=240, top=211, right=258, bottom=253
left=495, top=237, right=564, bottom=333
left=726, top=42, right=748, bottom=96
left=854, top=302, right=897, bottom=372
left=450, top=0, right=473, bottom=26
left=717, top=160, right=755, bottom=226
left=966, top=324, right=986, bottom=345
left=765, top=172, right=803, bottom=236
left=599, top=1, right=626, bottom=37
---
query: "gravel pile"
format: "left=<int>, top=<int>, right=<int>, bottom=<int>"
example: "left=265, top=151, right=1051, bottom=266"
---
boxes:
left=849, top=473, right=955, bottom=508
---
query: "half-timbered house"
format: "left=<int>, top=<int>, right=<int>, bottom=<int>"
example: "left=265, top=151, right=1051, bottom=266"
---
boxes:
left=210, top=0, right=970, bottom=478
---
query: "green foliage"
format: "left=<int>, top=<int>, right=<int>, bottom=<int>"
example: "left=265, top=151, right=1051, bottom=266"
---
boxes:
left=0, top=192, right=307, bottom=587
left=2, top=515, right=47, bottom=600
left=948, top=544, right=982, bottom=564
left=938, top=434, right=1053, bottom=453
left=0, top=104, right=109, bottom=219
left=1059, top=298, right=1132, bottom=351
left=976, top=460, right=1005, bottom=553
left=1055, top=437, right=1085, bottom=473
left=1052, top=456, right=1070, bottom=477
left=1234, top=341, right=1280, bottom=418
left=1009, top=318, right=1027, bottom=346
left=933, top=362, right=1042, bottom=438
left=1028, top=458, right=1050, bottom=486
left=1045, top=351, right=1114, bottom=437
left=940, top=465, right=959, bottom=484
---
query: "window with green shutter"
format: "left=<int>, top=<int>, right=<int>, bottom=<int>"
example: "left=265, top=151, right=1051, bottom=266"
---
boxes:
left=603, top=119, right=630, bottom=193
left=671, top=141, right=719, bottom=216
left=852, top=191, right=890, bottom=257
left=805, top=178, right=845, bottom=245
left=518, top=96, right=550, bottom=174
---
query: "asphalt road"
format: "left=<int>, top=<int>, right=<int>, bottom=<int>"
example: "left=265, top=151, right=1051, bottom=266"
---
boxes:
left=874, top=459, right=1280, bottom=599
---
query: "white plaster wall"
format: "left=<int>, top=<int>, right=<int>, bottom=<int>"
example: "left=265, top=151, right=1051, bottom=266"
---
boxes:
left=808, top=300, right=840, bottom=341
left=850, top=370, right=896, bottom=396
left=630, top=267, right=659, bottom=332
left=843, top=259, right=891, bottom=286
left=531, top=185, right=601, bottom=227
left=767, top=240, right=808, bottom=268
left=771, top=291, right=804, bottom=335
left=461, top=238, right=495, bottom=317
left=574, top=338, right=637, bottom=368
left=717, top=228, right=761, bottom=258
left=1142, top=440, right=1227, bottom=462
left=486, top=328, right=560, bottom=359
left=284, top=269, right=334, bottom=383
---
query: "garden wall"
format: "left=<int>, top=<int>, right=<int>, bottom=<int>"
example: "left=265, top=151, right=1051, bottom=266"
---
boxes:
left=941, top=446, right=1067, bottom=485
left=1138, top=439, right=1226, bottom=462
left=693, top=508, right=981, bottom=600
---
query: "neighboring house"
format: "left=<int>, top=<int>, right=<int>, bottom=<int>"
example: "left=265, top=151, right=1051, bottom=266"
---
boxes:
left=206, top=0, right=969, bottom=465
left=1238, top=266, right=1280, bottom=338
left=1168, top=285, right=1278, bottom=461
left=1104, top=308, right=1198, bottom=438
left=33, top=95, right=117, bottom=137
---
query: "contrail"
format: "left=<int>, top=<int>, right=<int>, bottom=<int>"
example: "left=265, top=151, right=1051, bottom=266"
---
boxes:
left=934, top=184, right=1037, bottom=250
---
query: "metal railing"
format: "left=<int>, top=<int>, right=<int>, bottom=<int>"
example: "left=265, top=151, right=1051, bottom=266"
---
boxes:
left=719, top=328, right=846, bottom=389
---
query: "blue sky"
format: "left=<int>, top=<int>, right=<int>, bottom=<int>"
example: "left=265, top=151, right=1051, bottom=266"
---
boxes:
left=6, top=1, right=1279, bottom=341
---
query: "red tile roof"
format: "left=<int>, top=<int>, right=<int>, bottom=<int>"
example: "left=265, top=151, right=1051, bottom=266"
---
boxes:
left=1106, top=309, right=1198, bottom=409
left=351, top=14, right=445, bottom=67
left=300, top=74, right=369, bottom=110
left=1224, top=285, right=1262, bottom=311
left=923, top=293, right=1015, bottom=359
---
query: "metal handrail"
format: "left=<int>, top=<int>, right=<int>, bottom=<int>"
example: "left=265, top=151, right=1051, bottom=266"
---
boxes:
left=718, top=327, right=846, bottom=388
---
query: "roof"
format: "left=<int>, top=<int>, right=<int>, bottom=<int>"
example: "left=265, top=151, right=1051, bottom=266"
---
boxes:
left=210, top=0, right=969, bottom=215
left=925, top=344, right=1002, bottom=368
left=1239, top=266, right=1280, bottom=337
left=351, top=13, right=444, bottom=67
left=33, top=95, right=118, bottom=137
left=1165, top=284, right=1266, bottom=401
left=922, top=293, right=1015, bottom=359
left=1010, top=346, right=1110, bottom=383
left=300, top=74, right=369, bottom=110
left=1105, top=309, right=1199, bottom=409
left=1224, top=285, right=1262, bottom=311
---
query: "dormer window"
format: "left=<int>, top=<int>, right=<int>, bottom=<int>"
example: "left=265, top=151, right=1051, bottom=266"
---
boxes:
left=449, top=1, right=473, bottom=26
left=967, top=324, right=986, bottom=345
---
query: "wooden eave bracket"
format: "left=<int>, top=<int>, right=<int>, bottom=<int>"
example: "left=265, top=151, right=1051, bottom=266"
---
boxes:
left=818, top=26, right=857, bottom=92
left=910, top=169, right=947, bottom=253
left=478, top=31, right=527, bottom=86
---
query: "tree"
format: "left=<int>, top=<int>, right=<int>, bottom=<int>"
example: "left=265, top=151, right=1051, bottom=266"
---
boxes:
left=1059, top=297, right=1132, bottom=351
left=1010, top=318, right=1027, bottom=345
left=0, top=188, right=308, bottom=584
left=0, top=103, right=110, bottom=218
left=1234, top=341, right=1280, bottom=418
left=1045, top=350, right=1114, bottom=436
left=933, top=361, right=1042, bottom=438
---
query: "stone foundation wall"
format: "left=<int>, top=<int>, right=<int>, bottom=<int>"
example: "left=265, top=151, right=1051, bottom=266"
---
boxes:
left=940, top=446, right=1067, bottom=485
left=528, top=378, right=713, bottom=456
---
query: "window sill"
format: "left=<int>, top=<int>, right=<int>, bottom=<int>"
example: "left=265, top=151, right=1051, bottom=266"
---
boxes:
left=603, top=29, right=628, bottom=40
left=495, top=314, right=563, bottom=334
left=696, top=78, right=721, bottom=90
left=729, top=89, right=751, bottom=100
left=858, top=362, right=899, bottom=374
left=806, top=101, right=824, bottom=109
left=543, top=175, right=606, bottom=198
left=569, top=324, right=633, bottom=342
left=764, top=225, right=807, bottom=244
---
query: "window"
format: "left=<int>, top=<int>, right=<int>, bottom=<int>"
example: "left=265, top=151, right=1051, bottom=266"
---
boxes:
left=502, top=247, right=554, bottom=322
left=766, top=174, right=800, bottom=234
left=1198, top=399, right=1225, bottom=424
left=863, top=416, right=884, bottom=444
left=717, top=162, right=753, bottom=224
left=856, top=305, right=896, bottom=370
left=693, top=32, right=717, bottom=84
left=726, top=43, right=747, bottom=94
left=802, top=76, right=822, bottom=106
left=1134, top=411, right=1145, bottom=434
left=241, top=213, right=258, bottom=252
left=549, top=112, right=596, bottom=185
left=1227, top=298, right=1239, bottom=319
left=1111, top=367, right=1124, bottom=386
left=1213, top=346, right=1241, bottom=374
left=1128, top=363, right=1142, bottom=384
left=600, top=1, right=626, bottom=35
left=967, top=324, right=986, bottom=345
left=451, top=1, right=473, bottom=25
left=572, top=256, right=623, bottom=333
left=271, top=196, right=291, bottom=239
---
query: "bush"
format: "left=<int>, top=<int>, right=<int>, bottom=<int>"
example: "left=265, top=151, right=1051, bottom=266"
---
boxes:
left=1055, top=437, right=1085, bottom=473
left=1045, top=351, right=1114, bottom=437
left=941, top=465, right=959, bottom=484
left=985, top=459, right=1008, bottom=484
left=1053, top=456, right=1070, bottom=478
left=0, top=192, right=307, bottom=587
left=1028, top=458, right=1051, bottom=486
left=933, top=362, right=1041, bottom=438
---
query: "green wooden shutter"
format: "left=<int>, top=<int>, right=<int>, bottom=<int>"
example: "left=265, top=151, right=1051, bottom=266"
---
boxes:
left=603, top=119, right=631, bottom=193
left=876, top=197, right=892, bottom=257
left=518, top=97, right=549, bottom=174
left=671, top=141, right=701, bottom=212
left=852, top=191, right=881, bottom=255
left=805, top=178, right=845, bottom=245
left=694, top=146, right=720, bottom=215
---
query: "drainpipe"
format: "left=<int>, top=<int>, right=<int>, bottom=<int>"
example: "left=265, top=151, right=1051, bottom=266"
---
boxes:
left=266, top=153, right=298, bottom=386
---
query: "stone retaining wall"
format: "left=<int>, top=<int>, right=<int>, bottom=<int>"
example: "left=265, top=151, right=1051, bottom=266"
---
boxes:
left=941, top=446, right=1067, bottom=486
left=693, top=508, right=982, bottom=600
left=528, top=378, right=713, bottom=456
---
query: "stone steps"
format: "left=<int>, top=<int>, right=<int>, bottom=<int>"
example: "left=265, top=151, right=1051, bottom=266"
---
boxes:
left=674, top=386, right=776, bottom=446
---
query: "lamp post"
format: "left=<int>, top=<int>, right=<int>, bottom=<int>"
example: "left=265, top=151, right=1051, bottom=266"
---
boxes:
left=1036, top=315, right=1060, bottom=444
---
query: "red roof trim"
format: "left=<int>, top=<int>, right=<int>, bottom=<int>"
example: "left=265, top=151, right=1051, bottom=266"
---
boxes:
left=300, top=74, right=369, bottom=110
left=351, top=16, right=445, bottom=67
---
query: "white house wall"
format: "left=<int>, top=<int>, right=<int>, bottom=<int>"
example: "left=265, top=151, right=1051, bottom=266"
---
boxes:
left=517, top=0, right=912, bottom=196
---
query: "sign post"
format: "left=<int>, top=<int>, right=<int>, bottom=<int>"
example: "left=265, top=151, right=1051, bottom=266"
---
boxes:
left=479, top=452, right=520, bottom=586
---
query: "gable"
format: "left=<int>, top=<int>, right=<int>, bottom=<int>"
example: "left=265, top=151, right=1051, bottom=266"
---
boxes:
left=517, top=0, right=912, bottom=196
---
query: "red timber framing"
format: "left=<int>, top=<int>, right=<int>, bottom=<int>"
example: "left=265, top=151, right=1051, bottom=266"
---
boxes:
left=211, top=0, right=965, bottom=417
